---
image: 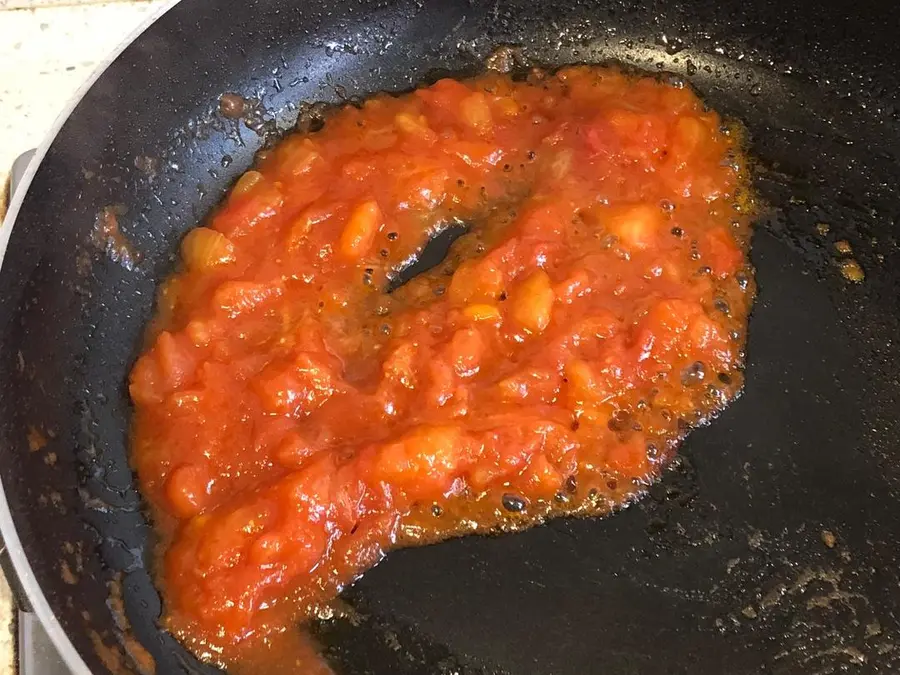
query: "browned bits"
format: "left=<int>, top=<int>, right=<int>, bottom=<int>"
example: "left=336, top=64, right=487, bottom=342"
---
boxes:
left=92, top=206, right=142, bottom=271
left=839, top=259, right=865, bottom=283
left=834, top=239, right=853, bottom=255
left=219, top=93, right=248, bottom=119
left=485, top=45, right=524, bottom=73
left=27, top=426, right=48, bottom=452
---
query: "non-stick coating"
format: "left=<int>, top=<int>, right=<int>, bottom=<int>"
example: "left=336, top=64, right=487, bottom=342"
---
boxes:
left=1, top=0, right=899, bottom=673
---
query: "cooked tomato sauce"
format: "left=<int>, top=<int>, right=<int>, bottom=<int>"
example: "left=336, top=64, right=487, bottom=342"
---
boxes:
left=129, top=66, right=754, bottom=663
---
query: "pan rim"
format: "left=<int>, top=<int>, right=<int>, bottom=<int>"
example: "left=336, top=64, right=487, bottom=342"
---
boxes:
left=0, top=1, right=182, bottom=672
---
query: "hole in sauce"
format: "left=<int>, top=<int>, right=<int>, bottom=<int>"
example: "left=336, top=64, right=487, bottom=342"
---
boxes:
left=386, top=221, right=470, bottom=293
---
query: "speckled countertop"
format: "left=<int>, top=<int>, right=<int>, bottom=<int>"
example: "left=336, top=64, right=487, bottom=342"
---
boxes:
left=0, top=1, right=169, bottom=671
left=0, top=0, right=170, bottom=213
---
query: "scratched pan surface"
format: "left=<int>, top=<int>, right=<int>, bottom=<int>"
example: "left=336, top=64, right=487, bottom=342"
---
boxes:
left=1, top=0, right=900, bottom=673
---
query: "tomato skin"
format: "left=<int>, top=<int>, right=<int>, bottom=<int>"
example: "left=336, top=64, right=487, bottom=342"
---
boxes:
left=129, top=66, right=754, bottom=657
left=212, top=182, right=285, bottom=239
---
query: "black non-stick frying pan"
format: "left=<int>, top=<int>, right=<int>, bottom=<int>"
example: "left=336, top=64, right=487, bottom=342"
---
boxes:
left=2, top=0, right=900, bottom=673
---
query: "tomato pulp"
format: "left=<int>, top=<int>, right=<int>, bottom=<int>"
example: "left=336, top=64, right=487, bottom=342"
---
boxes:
left=129, top=66, right=755, bottom=662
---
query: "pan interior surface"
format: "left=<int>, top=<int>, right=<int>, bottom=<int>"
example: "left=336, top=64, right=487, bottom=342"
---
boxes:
left=0, top=0, right=898, bottom=673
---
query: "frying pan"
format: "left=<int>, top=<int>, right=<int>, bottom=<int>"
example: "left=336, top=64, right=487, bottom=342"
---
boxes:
left=2, top=0, right=900, bottom=673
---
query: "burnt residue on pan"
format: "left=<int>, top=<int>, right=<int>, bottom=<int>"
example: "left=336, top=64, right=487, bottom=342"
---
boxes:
left=91, top=206, right=142, bottom=272
left=628, top=447, right=900, bottom=672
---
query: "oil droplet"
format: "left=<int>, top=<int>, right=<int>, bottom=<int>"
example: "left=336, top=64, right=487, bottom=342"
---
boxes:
left=749, top=83, right=762, bottom=97
left=502, top=493, right=527, bottom=512
left=607, top=409, right=632, bottom=432
left=657, top=34, right=685, bottom=55
left=834, top=239, right=853, bottom=255
left=681, top=361, right=706, bottom=386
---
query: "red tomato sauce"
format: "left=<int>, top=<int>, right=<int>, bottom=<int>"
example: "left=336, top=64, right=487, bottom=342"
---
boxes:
left=129, top=66, right=755, bottom=664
